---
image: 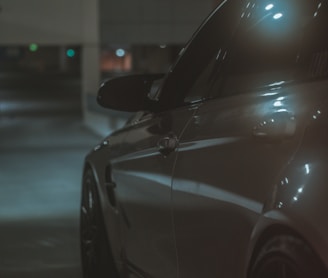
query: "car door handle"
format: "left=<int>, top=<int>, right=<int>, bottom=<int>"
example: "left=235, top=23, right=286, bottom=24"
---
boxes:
left=157, top=134, right=178, bottom=156
left=253, top=112, right=296, bottom=142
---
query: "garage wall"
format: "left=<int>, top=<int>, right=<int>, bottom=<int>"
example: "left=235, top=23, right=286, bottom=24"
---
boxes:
left=0, top=0, right=216, bottom=46
left=100, top=0, right=214, bottom=44
left=0, top=0, right=84, bottom=44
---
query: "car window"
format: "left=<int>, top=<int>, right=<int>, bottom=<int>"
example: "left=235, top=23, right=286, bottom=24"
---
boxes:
left=157, top=0, right=243, bottom=110
left=210, top=0, right=328, bottom=98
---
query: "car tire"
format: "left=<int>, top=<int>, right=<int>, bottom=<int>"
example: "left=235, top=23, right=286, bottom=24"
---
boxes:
left=249, top=235, right=326, bottom=278
left=80, top=168, right=118, bottom=278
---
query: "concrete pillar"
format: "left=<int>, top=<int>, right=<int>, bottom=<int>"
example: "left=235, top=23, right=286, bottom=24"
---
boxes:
left=59, top=46, right=68, bottom=73
left=81, top=0, right=100, bottom=124
left=81, top=0, right=131, bottom=137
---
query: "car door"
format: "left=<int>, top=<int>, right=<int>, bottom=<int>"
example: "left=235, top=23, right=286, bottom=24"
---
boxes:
left=112, top=107, right=196, bottom=278
left=171, top=1, right=328, bottom=278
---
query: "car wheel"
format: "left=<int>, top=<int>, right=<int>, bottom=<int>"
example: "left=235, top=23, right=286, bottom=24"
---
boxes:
left=80, top=169, right=118, bottom=278
left=250, top=235, right=326, bottom=278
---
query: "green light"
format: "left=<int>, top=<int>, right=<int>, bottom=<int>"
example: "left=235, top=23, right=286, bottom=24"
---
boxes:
left=66, top=49, right=75, bottom=58
left=29, top=43, right=38, bottom=52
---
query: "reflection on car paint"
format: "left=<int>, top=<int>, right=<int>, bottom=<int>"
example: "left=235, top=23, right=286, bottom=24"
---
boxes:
left=173, top=177, right=263, bottom=214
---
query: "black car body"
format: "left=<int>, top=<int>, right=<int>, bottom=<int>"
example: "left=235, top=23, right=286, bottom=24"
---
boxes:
left=81, top=0, right=328, bottom=277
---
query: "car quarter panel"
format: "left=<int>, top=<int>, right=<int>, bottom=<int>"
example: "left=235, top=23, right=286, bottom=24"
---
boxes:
left=255, top=98, right=328, bottom=271
left=171, top=81, right=328, bottom=278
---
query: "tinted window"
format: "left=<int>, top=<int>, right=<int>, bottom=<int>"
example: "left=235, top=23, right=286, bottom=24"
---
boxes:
left=211, top=0, right=328, bottom=97
left=157, top=0, right=243, bottom=109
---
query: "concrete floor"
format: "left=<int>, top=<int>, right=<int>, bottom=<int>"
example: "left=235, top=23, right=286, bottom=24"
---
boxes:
left=0, top=72, right=102, bottom=277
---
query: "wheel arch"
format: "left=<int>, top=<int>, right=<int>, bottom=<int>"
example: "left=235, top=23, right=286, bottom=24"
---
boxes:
left=82, top=158, right=124, bottom=271
left=83, top=161, right=100, bottom=186
left=247, top=223, right=327, bottom=277
left=82, top=159, right=108, bottom=207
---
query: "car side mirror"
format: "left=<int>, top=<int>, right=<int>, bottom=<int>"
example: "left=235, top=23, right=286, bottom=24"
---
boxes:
left=97, top=74, right=164, bottom=112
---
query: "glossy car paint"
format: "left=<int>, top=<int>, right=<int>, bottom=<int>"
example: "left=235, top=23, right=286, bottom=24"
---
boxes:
left=171, top=81, right=328, bottom=278
left=259, top=96, right=328, bottom=267
left=112, top=107, right=198, bottom=278
left=83, top=0, right=328, bottom=277
left=86, top=111, right=191, bottom=278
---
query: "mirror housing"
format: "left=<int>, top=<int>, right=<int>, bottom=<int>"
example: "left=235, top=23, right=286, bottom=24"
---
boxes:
left=97, top=74, right=164, bottom=112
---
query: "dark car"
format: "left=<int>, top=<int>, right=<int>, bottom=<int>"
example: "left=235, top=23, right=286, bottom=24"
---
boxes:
left=80, top=0, right=328, bottom=277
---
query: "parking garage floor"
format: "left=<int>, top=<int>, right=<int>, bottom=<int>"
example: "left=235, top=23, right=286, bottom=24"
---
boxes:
left=0, top=72, right=102, bottom=277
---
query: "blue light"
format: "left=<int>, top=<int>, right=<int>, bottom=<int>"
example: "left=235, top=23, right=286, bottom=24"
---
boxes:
left=265, top=4, right=274, bottom=10
left=273, top=13, right=283, bottom=19
left=116, top=49, right=125, bottom=57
